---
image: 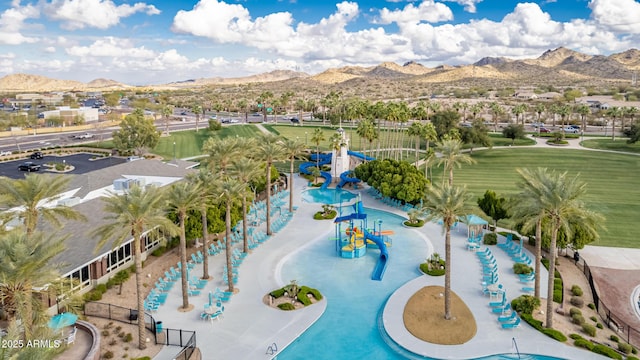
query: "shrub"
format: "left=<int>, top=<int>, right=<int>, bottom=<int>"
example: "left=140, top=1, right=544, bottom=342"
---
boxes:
left=554, top=270, right=561, bottom=278
left=574, top=338, right=594, bottom=350
left=588, top=303, right=596, bottom=310
left=511, top=295, right=541, bottom=315
left=569, top=307, right=582, bottom=317
left=297, top=286, right=313, bottom=306
left=596, top=323, right=603, bottom=329
left=95, top=284, right=107, bottom=293
left=403, top=219, right=425, bottom=227
left=571, top=285, right=583, bottom=296
left=151, top=246, right=167, bottom=257
left=277, top=303, right=295, bottom=310
left=109, top=339, right=117, bottom=346
left=83, top=289, right=103, bottom=302
left=590, top=316, right=598, bottom=322
left=103, top=351, right=114, bottom=359
left=582, top=323, right=597, bottom=337
left=542, top=328, right=567, bottom=342
left=208, top=120, right=222, bottom=131
left=307, top=287, right=323, bottom=301
left=592, top=344, right=623, bottom=360
left=123, top=333, right=133, bottom=343
left=553, top=289, right=563, bottom=303
left=420, top=261, right=445, bottom=276
left=541, top=258, right=550, bottom=269
left=619, top=342, right=633, bottom=354
left=313, top=210, right=337, bottom=220
left=571, top=314, right=585, bottom=325
left=101, top=330, right=110, bottom=337
left=106, top=279, right=116, bottom=289
left=133, top=357, right=151, bottom=360
left=270, top=288, right=286, bottom=298
left=569, top=333, right=583, bottom=340
left=610, top=335, right=620, bottom=342
left=520, top=313, right=543, bottom=330
left=570, top=296, right=584, bottom=308
left=513, top=263, right=533, bottom=275
left=483, top=233, right=497, bottom=245
left=553, top=278, right=563, bottom=290
left=627, top=356, right=639, bottom=360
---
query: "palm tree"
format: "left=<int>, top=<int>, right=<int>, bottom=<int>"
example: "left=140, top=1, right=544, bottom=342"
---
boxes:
left=606, top=106, right=623, bottom=141
left=356, top=118, right=377, bottom=158
left=510, top=168, right=550, bottom=300
left=161, top=104, right=174, bottom=135
left=310, top=128, right=326, bottom=169
left=191, top=104, right=203, bottom=132
left=217, top=178, right=245, bottom=292
left=202, top=137, right=243, bottom=174
left=535, top=169, right=603, bottom=328
left=490, top=102, right=505, bottom=133
left=421, top=183, right=474, bottom=320
left=255, top=134, right=286, bottom=235
left=229, top=157, right=261, bottom=253
left=165, top=181, right=202, bottom=310
left=436, top=138, right=476, bottom=186
left=281, top=138, right=306, bottom=212
left=0, top=174, right=85, bottom=235
left=0, top=229, right=66, bottom=340
left=92, top=185, right=178, bottom=350
left=576, top=104, right=590, bottom=133
left=187, top=169, right=216, bottom=280
left=407, top=122, right=424, bottom=166
left=557, top=104, right=571, bottom=139
left=422, top=122, right=437, bottom=160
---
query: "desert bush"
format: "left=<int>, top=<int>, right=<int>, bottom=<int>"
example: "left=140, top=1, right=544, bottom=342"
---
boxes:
left=109, top=339, right=117, bottom=346
left=588, top=303, right=596, bottom=310
left=596, top=323, right=603, bottom=329
left=123, top=333, right=133, bottom=343
left=574, top=338, right=594, bottom=350
left=513, top=263, right=533, bottom=275
left=582, top=323, right=597, bottom=337
left=483, top=233, right=497, bottom=245
left=610, top=335, right=620, bottom=342
left=592, top=344, right=623, bottom=360
left=570, top=296, right=584, bottom=308
left=571, top=314, right=585, bottom=325
left=277, top=303, right=295, bottom=310
left=511, top=295, right=541, bottom=315
left=569, top=307, right=582, bottom=317
left=618, top=342, right=633, bottom=354
left=101, top=330, right=110, bottom=337
left=571, top=285, right=583, bottom=296
left=103, top=351, right=114, bottom=359
left=590, top=316, right=598, bottom=322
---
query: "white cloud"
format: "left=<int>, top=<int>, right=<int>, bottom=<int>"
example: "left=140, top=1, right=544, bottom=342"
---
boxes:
left=589, top=0, right=640, bottom=34
left=44, top=46, right=56, bottom=53
left=44, top=0, right=160, bottom=30
left=377, top=0, right=453, bottom=25
left=66, top=37, right=156, bottom=58
left=0, top=3, right=39, bottom=45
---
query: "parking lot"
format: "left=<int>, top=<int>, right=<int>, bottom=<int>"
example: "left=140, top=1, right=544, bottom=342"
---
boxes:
left=0, top=153, right=126, bottom=179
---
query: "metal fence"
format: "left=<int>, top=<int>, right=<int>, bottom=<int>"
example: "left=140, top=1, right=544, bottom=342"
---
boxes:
left=581, top=262, right=640, bottom=347
left=84, top=302, right=196, bottom=356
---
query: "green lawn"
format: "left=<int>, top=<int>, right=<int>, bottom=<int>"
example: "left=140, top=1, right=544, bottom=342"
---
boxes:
left=581, top=138, right=640, bottom=154
left=153, top=126, right=262, bottom=159
left=428, top=148, right=640, bottom=248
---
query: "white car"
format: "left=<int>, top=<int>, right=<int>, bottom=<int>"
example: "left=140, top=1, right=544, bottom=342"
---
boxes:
left=562, top=127, right=579, bottom=134
left=0, top=150, right=11, bottom=156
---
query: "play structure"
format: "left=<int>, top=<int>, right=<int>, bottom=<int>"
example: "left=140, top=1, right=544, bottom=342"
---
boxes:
left=299, top=128, right=375, bottom=189
left=333, top=195, right=393, bottom=281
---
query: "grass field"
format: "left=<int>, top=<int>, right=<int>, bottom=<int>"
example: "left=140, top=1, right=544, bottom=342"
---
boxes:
left=581, top=138, right=640, bottom=154
left=428, top=148, right=640, bottom=248
left=153, top=126, right=262, bottom=159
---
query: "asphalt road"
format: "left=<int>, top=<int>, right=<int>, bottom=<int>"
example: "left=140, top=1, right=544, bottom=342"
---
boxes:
left=0, top=153, right=127, bottom=179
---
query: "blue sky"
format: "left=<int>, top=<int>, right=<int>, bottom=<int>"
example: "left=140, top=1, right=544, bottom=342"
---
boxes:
left=0, top=0, right=638, bottom=85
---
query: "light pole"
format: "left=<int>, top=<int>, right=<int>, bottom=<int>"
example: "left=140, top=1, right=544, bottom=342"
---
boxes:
left=173, top=141, right=176, bottom=162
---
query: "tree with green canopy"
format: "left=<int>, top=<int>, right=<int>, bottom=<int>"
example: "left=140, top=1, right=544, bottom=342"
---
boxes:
left=477, top=190, right=509, bottom=230
left=502, top=124, right=526, bottom=145
left=112, top=108, right=161, bottom=156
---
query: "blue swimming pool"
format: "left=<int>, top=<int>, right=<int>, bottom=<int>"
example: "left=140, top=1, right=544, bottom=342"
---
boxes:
left=301, top=188, right=357, bottom=204
left=277, top=207, right=566, bottom=360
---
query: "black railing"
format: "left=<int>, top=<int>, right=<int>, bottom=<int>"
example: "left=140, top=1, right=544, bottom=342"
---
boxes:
left=84, top=302, right=196, bottom=355
left=580, top=262, right=640, bottom=347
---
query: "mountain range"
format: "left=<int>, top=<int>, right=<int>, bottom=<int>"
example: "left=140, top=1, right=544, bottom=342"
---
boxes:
left=1, top=47, right=638, bottom=92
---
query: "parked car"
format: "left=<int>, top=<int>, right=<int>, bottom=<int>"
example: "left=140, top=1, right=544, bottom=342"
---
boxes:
left=539, top=127, right=551, bottom=133
left=18, top=162, right=41, bottom=172
left=290, top=117, right=300, bottom=124
left=30, top=151, right=43, bottom=159
left=0, top=150, right=11, bottom=156
left=531, top=122, right=544, bottom=128
left=562, top=127, right=579, bottom=133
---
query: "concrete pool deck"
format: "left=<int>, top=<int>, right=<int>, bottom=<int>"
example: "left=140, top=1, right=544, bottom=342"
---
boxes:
left=153, top=177, right=607, bottom=360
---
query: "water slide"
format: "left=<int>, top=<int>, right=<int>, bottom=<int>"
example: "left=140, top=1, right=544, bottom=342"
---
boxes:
left=299, top=153, right=332, bottom=189
left=337, top=170, right=361, bottom=189
left=347, top=150, right=375, bottom=161
left=364, top=229, right=389, bottom=281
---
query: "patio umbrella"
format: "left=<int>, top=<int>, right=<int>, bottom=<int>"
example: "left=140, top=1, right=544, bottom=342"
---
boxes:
left=48, top=312, right=78, bottom=330
left=208, top=291, right=214, bottom=307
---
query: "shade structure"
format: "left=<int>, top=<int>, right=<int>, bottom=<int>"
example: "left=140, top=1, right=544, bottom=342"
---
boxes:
left=48, top=312, right=78, bottom=330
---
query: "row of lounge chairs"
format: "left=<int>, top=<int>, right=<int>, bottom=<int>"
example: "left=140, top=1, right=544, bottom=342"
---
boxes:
left=367, top=188, right=417, bottom=212
left=476, top=247, right=521, bottom=329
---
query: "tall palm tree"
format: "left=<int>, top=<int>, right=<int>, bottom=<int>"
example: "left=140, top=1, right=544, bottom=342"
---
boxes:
left=557, top=104, right=571, bottom=139
left=92, top=185, right=178, bottom=350
left=202, top=137, right=243, bottom=174
left=536, top=170, right=603, bottom=328
left=255, top=134, right=286, bottom=235
left=0, top=174, right=85, bottom=235
left=161, top=104, right=174, bottom=135
left=191, top=104, right=203, bottom=132
left=0, top=229, right=66, bottom=340
left=229, top=157, right=261, bottom=253
left=310, top=128, right=326, bottom=169
left=490, top=102, right=505, bottom=133
left=407, top=122, right=424, bottom=166
left=421, top=183, right=474, bottom=320
left=165, top=181, right=202, bottom=310
left=217, top=178, right=245, bottom=292
left=422, top=122, right=437, bottom=160
left=510, top=168, right=550, bottom=299
left=281, top=138, right=306, bottom=212
left=606, top=106, right=623, bottom=141
left=187, top=169, right=216, bottom=280
left=436, top=138, right=476, bottom=186
left=356, top=118, right=377, bottom=158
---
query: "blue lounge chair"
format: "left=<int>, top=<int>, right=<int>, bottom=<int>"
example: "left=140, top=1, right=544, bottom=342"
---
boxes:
left=493, top=303, right=511, bottom=314
left=501, top=317, right=521, bottom=329
left=498, top=311, right=518, bottom=323
left=489, top=293, right=506, bottom=308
